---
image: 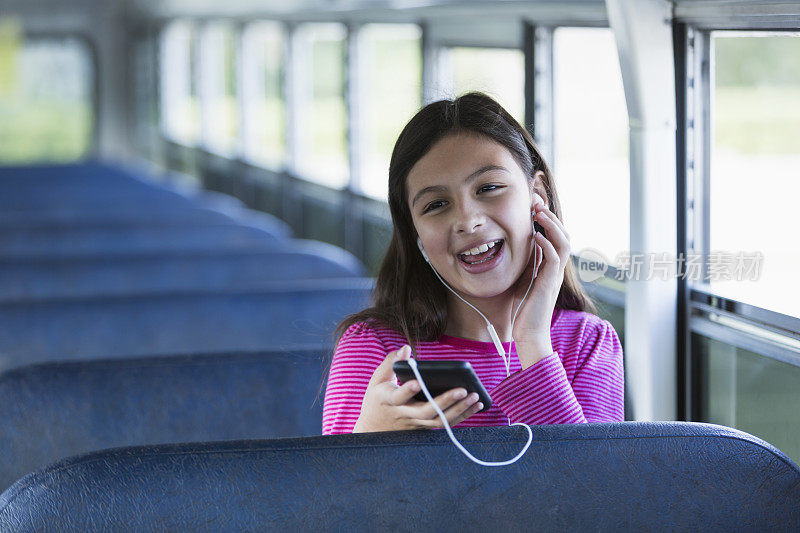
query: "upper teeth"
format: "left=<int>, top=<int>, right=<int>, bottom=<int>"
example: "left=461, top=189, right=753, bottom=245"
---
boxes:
left=462, top=240, right=500, bottom=256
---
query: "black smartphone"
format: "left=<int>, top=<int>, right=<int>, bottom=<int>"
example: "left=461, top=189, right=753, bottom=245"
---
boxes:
left=393, top=360, right=492, bottom=413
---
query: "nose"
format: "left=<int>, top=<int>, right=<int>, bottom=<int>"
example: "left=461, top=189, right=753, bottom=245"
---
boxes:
left=453, top=200, right=485, bottom=234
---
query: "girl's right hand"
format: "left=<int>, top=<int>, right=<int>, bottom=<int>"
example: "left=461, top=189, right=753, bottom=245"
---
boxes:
left=352, top=345, right=484, bottom=433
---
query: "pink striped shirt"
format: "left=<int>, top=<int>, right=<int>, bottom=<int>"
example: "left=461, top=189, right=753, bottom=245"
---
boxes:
left=322, top=308, right=624, bottom=434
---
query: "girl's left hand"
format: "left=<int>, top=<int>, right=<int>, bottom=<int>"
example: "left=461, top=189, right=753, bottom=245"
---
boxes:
left=511, top=201, right=571, bottom=369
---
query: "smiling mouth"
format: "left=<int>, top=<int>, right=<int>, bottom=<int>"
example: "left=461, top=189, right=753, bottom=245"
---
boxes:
left=458, top=240, right=504, bottom=265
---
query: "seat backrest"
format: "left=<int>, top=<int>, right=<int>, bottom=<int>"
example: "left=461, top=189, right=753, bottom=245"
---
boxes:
left=0, top=224, right=290, bottom=257
left=1, top=423, right=797, bottom=531
left=0, top=349, right=329, bottom=492
left=0, top=241, right=366, bottom=301
left=0, top=206, right=235, bottom=230
left=0, top=163, right=251, bottom=223
left=0, top=277, right=372, bottom=369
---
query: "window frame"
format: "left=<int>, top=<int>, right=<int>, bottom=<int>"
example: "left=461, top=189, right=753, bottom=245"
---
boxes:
left=678, top=23, right=800, bottom=420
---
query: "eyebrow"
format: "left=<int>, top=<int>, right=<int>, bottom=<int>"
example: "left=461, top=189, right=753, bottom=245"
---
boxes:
left=411, top=165, right=509, bottom=208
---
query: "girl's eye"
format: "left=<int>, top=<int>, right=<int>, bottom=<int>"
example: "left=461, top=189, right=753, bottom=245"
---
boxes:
left=478, top=184, right=504, bottom=194
left=423, top=200, right=447, bottom=213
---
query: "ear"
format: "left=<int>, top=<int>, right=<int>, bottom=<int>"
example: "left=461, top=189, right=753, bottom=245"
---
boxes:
left=530, top=170, right=549, bottom=209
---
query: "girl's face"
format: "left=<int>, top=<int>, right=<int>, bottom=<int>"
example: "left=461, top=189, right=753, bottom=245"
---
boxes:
left=406, top=133, right=536, bottom=300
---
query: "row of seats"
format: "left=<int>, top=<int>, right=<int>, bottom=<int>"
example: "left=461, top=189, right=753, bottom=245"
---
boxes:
left=0, top=350, right=326, bottom=490
left=1, top=162, right=798, bottom=528
left=0, top=162, right=369, bottom=493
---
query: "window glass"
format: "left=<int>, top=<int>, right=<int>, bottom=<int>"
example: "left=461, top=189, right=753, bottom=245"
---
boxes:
left=695, top=333, right=800, bottom=465
left=710, top=32, right=800, bottom=317
left=358, top=24, right=422, bottom=200
left=437, top=47, right=525, bottom=126
left=160, top=20, right=199, bottom=145
left=293, top=23, right=348, bottom=188
left=553, top=27, right=629, bottom=266
left=199, top=22, right=238, bottom=155
left=0, top=27, right=94, bottom=163
left=242, top=22, right=285, bottom=168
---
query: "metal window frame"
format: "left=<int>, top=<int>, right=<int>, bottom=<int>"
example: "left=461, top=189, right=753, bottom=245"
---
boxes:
left=674, top=22, right=692, bottom=421
left=530, top=25, right=554, bottom=166
left=683, top=25, right=800, bottom=421
left=681, top=24, right=714, bottom=420
left=344, top=21, right=364, bottom=257
left=691, top=308, right=800, bottom=370
left=235, top=20, right=250, bottom=162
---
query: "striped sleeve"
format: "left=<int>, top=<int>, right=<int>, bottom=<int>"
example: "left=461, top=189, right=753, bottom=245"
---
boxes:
left=322, top=322, right=389, bottom=435
left=490, top=319, right=624, bottom=425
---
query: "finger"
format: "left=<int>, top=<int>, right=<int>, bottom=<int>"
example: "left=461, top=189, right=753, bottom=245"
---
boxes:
left=388, top=378, right=422, bottom=406
left=447, top=398, right=485, bottom=427
left=534, top=242, right=544, bottom=271
left=439, top=392, right=481, bottom=424
left=408, top=393, right=483, bottom=429
left=414, top=387, right=469, bottom=420
left=534, top=210, right=570, bottom=264
left=534, top=231, right=563, bottom=278
left=368, top=345, right=411, bottom=387
left=537, top=205, right=570, bottom=240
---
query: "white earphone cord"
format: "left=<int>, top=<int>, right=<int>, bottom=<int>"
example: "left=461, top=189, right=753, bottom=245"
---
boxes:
left=407, top=357, right=532, bottom=467
left=413, top=235, right=539, bottom=466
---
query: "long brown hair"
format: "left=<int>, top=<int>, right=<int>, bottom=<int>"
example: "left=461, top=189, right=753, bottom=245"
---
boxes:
left=338, top=92, right=595, bottom=345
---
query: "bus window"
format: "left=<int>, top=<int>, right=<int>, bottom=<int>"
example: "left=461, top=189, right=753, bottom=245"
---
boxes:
left=0, top=30, right=94, bottom=163
left=241, top=21, right=286, bottom=169
left=437, top=46, right=525, bottom=127
left=552, top=27, right=629, bottom=266
left=695, top=333, right=800, bottom=464
left=356, top=24, right=422, bottom=200
left=198, top=22, right=238, bottom=156
left=292, top=23, right=348, bottom=189
left=160, top=20, right=199, bottom=146
left=709, top=32, right=800, bottom=318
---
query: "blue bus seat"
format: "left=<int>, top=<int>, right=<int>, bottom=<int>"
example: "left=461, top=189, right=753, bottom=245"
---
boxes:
left=0, top=241, right=366, bottom=301
left=0, top=423, right=797, bottom=530
left=0, top=224, right=290, bottom=257
left=0, top=349, right=329, bottom=492
left=0, top=206, right=236, bottom=230
left=0, top=278, right=372, bottom=369
left=0, top=162, right=245, bottom=216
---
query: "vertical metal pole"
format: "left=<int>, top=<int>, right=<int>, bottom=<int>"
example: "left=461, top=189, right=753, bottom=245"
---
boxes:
left=282, top=22, right=302, bottom=235
left=532, top=26, right=554, bottom=167
left=523, top=22, right=536, bottom=136
left=421, top=22, right=438, bottom=105
left=674, top=21, right=690, bottom=421
left=344, top=23, right=364, bottom=258
left=607, top=0, right=678, bottom=421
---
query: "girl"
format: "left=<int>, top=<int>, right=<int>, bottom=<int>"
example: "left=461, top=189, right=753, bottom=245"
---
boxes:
left=323, top=93, right=624, bottom=435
